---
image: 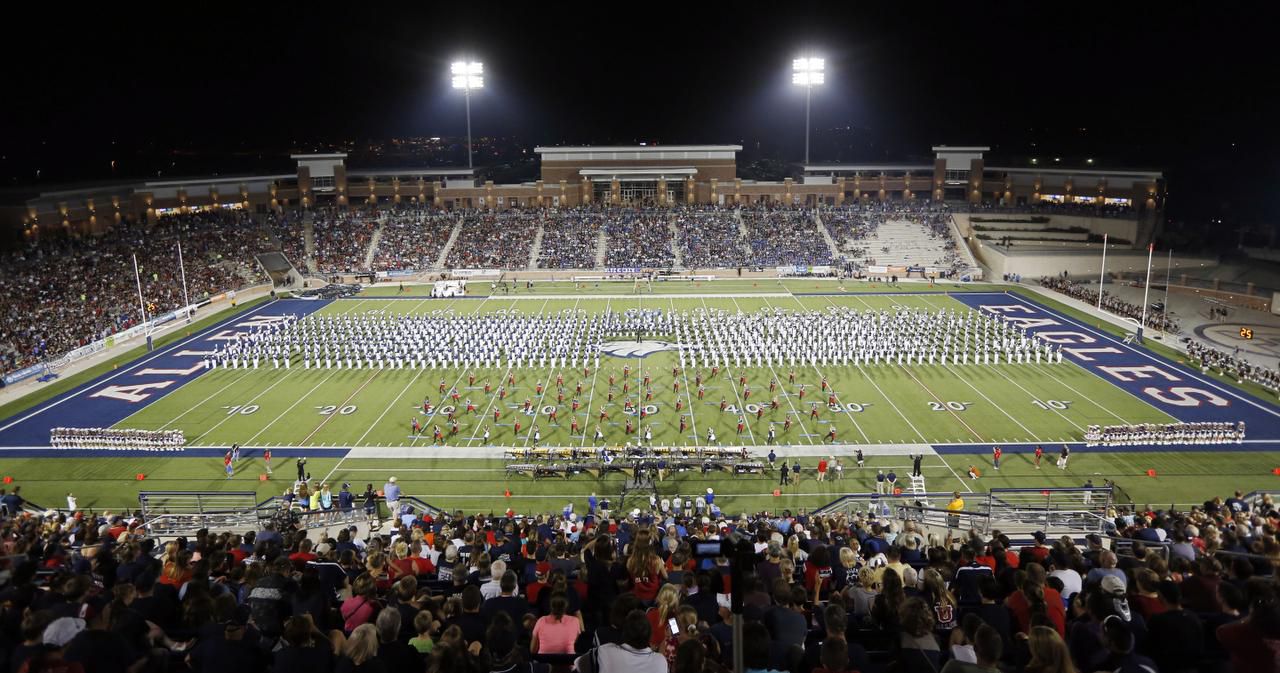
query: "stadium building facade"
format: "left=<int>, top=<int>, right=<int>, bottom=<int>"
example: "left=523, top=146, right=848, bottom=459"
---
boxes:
left=10, top=144, right=1162, bottom=240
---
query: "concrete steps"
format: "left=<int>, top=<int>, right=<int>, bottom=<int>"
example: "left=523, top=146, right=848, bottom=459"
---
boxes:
left=302, top=211, right=318, bottom=274
left=594, top=228, right=608, bottom=269
left=363, top=217, right=387, bottom=272
left=669, top=215, right=683, bottom=269
left=433, top=215, right=464, bottom=271
left=814, top=212, right=841, bottom=261
left=528, top=221, right=545, bottom=270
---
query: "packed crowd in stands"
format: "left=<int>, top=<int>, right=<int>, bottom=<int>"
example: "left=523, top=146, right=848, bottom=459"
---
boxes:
left=446, top=211, right=540, bottom=270
left=0, top=480, right=1274, bottom=673
left=1186, top=340, right=1280, bottom=394
left=603, top=209, right=675, bottom=269
left=1039, top=277, right=1180, bottom=333
left=264, top=210, right=308, bottom=269
left=372, top=209, right=458, bottom=273
left=537, top=209, right=603, bottom=270
left=674, top=207, right=746, bottom=269
left=0, top=210, right=269, bottom=376
left=313, top=208, right=377, bottom=274
left=741, top=206, right=832, bottom=268
left=820, top=208, right=882, bottom=258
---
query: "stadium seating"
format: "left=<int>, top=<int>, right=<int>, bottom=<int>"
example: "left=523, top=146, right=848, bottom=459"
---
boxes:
left=602, top=208, right=675, bottom=268
left=536, top=208, right=602, bottom=270
left=0, top=211, right=267, bottom=376
left=446, top=210, right=540, bottom=269
left=741, top=205, right=834, bottom=267
left=674, top=205, right=747, bottom=269
left=370, top=208, right=457, bottom=272
left=0, top=484, right=1270, bottom=673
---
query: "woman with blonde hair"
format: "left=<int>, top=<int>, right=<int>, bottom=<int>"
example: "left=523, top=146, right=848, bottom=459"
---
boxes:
left=1025, top=625, right=1077, bottom=673
left=337, top=623, right=381, bottom=670
left=159, top=541, right=192, bottom=587
left=646, top=583, right=683, bottom=649
left=626, top=528, right=667, bottom=603
left=778, top=557, right=797, bottom=584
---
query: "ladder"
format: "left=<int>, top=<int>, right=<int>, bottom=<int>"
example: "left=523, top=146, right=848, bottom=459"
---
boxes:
left=908, top=475, right=929, bottom=504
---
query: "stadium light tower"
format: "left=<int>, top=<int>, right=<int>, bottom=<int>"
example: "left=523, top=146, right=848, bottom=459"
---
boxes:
left=451, top=60, right=484, bottom=169
left=792, top=56, right=825, bottom=165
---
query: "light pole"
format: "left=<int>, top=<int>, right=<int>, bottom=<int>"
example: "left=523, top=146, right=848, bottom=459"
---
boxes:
left=451, top=61, right=484, bottom=169
left=792, top=57, right=825, bottom=165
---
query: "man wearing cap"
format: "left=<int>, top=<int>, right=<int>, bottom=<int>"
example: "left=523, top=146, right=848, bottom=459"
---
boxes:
left=383, top=476, right=401, bottom=516
left=36, top=619, right=84, bottom=670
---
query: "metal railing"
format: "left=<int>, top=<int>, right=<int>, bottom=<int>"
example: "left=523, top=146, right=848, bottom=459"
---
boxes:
left=812, top=492, right=959, bottom=518
left=814, top=486, right=1113, bottom=537
left=138, top=491, right=265, bottom=537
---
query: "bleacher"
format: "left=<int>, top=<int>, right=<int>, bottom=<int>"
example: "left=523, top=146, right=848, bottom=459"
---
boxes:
left=853, top=219, right=960, bottom=269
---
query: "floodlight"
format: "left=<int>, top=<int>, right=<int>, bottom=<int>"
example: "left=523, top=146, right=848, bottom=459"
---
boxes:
left=450, top=60, right=485, bottom=169
left=792, top=55, right=825, bottom=164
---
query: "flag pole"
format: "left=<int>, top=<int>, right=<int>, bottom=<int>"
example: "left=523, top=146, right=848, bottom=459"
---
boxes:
left=1097, top=233, right=1108, bottom=311
left=177, top=242, right=192, bottom=323
left=1138, top=243, right=1154, bottom=342
left=133, top=253, right=149, bottom=336
left=1164, top=248, right=1173, bottom=319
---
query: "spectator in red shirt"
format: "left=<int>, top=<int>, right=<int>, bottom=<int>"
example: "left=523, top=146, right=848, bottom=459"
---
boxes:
left=1023, top=531, right=1051, bottom=564
left=1005, top=563, right=1066, bottom=637
left=288, top=539, right=318, bottom=570
left=804, top=544, right=834, bottom=604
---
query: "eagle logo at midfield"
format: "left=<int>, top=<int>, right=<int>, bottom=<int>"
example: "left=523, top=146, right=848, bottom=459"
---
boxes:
left=599, top=340, right=683, bottom=359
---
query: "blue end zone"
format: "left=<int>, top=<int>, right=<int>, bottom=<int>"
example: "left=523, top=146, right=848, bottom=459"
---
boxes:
left=0, top=299, right=331, bottom=448
left=0, top=446, right=351, bottom=458
left=950, top=292, right=1280, bottom=437
left=933, top=440, right=1280, bottom=455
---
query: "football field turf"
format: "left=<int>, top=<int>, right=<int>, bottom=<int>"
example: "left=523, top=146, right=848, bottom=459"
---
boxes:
left=1, top=281, right=1276, bottom=514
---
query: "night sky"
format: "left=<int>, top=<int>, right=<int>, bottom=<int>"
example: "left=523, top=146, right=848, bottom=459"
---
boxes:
left=2, top=5, right=1275, bottom=233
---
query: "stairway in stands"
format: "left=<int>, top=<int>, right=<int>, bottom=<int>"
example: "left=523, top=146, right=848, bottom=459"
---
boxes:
left=432, top=214, right=465, bottom=271
left=302, top=211, right=318, bottom=274
left=669, top=214, right=684, bottom=269
left=593, top=228, right=608, bottom=269
left=363, top=216, right=387, bottom=272
left=813, top=211, right=842, bottom=262
left=733, top=207, right=752, bottom=262
left=527, top=220, right=545, bottom=270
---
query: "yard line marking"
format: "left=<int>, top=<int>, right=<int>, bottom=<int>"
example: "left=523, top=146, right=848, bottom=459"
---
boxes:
left=669, top=297, right=699, bottom=446
left=698, top=296, right=755, bottom=444
left=347, top=294, right=470, bottom=449
left=578, top=298, right=610, bottom=448
left=912, top=295, right=1108, bottom=430
left=299, top=369, right=382, bottom=447
left=515, top=299, right=566, bottom=448
left=760, top=295, right=870, bottom=444
left=799, top=294, right=930, bottom=444
left=184, top=368, right=310, bottom=444
left=1002, top=292, right=1280, bottom=421
left=0, top=298, right=288, bottom=436
left=835, top=293, right=985, bottom=442
left=466, top=298, right=544, bottom=449
left=931, top=449, right=975, bottom=494
left=732, top=297, right=817, bottom=446
left=321, top=297, right=477, bottom=487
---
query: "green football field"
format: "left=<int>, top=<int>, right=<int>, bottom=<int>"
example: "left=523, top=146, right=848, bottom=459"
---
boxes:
left=3, top=281, right=1276, bottom=514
